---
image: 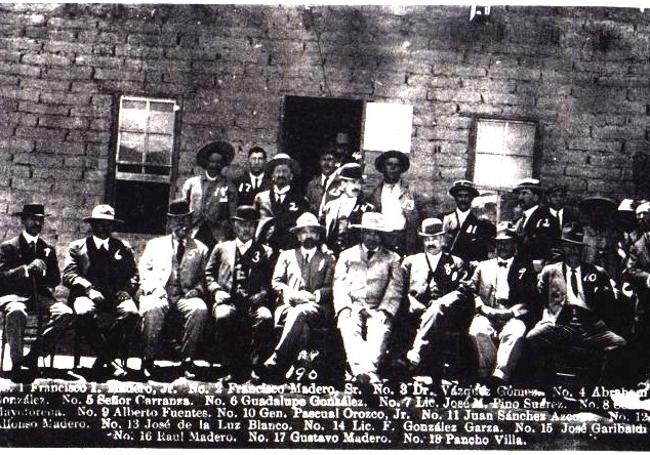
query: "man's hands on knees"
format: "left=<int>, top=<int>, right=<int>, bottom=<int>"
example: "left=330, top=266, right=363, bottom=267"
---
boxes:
left=214, top=290, right=231, bottom=306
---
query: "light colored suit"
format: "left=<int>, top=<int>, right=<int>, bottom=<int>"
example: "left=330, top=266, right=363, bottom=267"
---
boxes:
left=138, top=235, right=209, bottom=360
left=333, top=244, right=404, bottom=379
left=269, top=249, right=335, bottom=368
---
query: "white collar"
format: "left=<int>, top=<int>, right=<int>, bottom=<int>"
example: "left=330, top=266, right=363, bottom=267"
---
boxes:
left=496, top=256, right=514, bottom=267
left=236, top=238, right=253, bottom=253
left=523, top=205, right=539, bottom=219
left=383, top=180, right=400, bottom=189
left=362, top=244, right=379, bottom=255
left=566, top=264, right=582, bottom=274
left=274, top=185, right=290, bottom=195
left=92, top=236, right=110, bottom=249
left=22, top=231, right=39, bottom=244
left=250, top=172, right=264, bottom=181
left=204, top=171, right=220, bottom=182
left=300, top=246, right=317, bottom=260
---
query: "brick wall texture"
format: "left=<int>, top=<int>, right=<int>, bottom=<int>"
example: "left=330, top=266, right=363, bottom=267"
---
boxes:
left=0, top=4, right=648, bottom=263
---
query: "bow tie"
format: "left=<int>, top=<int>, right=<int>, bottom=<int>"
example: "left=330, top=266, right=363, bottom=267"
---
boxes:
left=497, top=260, right=509, bottom=268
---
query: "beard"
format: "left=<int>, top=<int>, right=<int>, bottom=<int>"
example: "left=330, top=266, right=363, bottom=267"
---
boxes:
left=302, top=238, right=317, bottom=249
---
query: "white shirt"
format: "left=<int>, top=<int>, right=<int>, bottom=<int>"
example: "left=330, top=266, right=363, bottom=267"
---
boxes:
left=250, top=172, right=264, bottom=189
left=495, top=257, right=514, bottom=301
left=381, top=182, right=406, bottom=231
left=274, top=185, right=290, bottom=203
left=565, top=265, right=588, bottom=310
left=235, top=238, right=253, bottom=255
left=92, top=236, right=109, bottom=251
left=362, top=244, right=379, bottom=260
left=456, top=208, right=471, bottom=227
left=300, top=246, right=317, bottom=263
left=522, top=205, right=539, bottom=229
left=425, top=251, right=442, bottom=273
left=550, top=207, right=564, bottom=227
left=204, top=171, right=219, bottom=182
left=22, top=231, right=39, bottom=246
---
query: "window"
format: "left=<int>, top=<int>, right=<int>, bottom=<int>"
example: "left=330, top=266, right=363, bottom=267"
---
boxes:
left=470, top=118, right=537, bottom=190
left=112, top=96, right=179, bottom=234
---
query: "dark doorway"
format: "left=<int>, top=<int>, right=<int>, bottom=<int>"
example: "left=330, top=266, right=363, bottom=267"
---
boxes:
left=281, top=96, right=364, bottom=190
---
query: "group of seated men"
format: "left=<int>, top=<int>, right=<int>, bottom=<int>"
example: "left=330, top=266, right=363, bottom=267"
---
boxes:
left=1, top=143, right=649, bottom=402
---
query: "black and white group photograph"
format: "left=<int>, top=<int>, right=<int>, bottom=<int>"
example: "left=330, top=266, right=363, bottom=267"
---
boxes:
left=0, top=1, right=650, bottom=450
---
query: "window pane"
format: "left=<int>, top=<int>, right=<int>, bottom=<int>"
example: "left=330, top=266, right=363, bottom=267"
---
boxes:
left=475, top=121, right=505, bottom=155
left=120, top=104, right=148, bottom=132
left=146, top=134, right=173, bottom=165
left=504, top=122, right=536, bottom=157
left=149, top=103, right=175, bottom=134
left=117, top=132, right=145, bottom=163
left=473, top=153, right=533, bottom=189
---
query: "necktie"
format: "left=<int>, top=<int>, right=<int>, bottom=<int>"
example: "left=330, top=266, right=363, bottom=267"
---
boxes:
left=29, top=241, right=37, bottom=254
left=303, top=253, right=310, bottom=265
left=176, top=239, right=185, bottom=263
left=497, top=260, right=508, bottom=268
left=570, top=269, right=579, bottom=297
left=517, top=214, right=527, bottom=234
left=367, top=250, right=375, bottom=262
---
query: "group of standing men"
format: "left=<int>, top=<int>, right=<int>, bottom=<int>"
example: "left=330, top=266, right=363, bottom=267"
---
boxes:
left=2, top=140, right=650, bottom=400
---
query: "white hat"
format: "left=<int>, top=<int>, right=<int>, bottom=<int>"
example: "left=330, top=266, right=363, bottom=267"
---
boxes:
left=636, top=202, right=650, bottom=214
left=349, top=212, right=390, bottom=232
left=83, top=204, right=122, bottom=223
left=290, top=212, right=323, bottom=233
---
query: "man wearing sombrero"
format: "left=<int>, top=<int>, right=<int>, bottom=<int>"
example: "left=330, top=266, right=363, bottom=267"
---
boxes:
left=139, top=199, right=210, bottom=380
left=527, top=222, right=626, bottom=389
left=62, top=204, right=140, bottom=378
left=0, top=204, right=74, bottom=380
left=512, top=178, right=560, bottom=264
left=263, top=212, right=335, bottom=381
left=254, top=153, right=310, bottom=252
left=441, top=179, right=495, bottom=263
left=181, top=140, right=238, bottom=250
left=402, top=217, right=471, bottom=391
left=368, top=150, right=421, bottom=256
left=206, top=206, right=274, bottom=384
left=333, top=212, right=404, bottom=391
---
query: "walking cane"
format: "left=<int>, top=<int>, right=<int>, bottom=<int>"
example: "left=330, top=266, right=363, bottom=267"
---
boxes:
left=31, top=273, right=44, bottom=370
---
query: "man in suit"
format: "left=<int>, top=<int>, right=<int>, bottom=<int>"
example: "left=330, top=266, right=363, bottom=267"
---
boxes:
left=305, top=146, right=341, bottom=216
left=0, top=204, right=73, bottom=380
left=235, top=146, right=271, bottom=207
left=466, top=222, right=540, bottom=384
left=333, top=212, right=404, bottom=390
left=138, top=199, right=210, bottom=379
left=547, top=184, right=578, bottom=229
left=206, top=206, right=274, bottom=383
left=403, top=218, right=472, bottom=391
left=181, top=140, right=238, bottom=250
left=441, top=180, right=495, bottom=264
left=526, top=222, right=626, bottom=388
left=512, top=178, right=560, bottom=265
left=254, top=153, right=310, bottom=253
left=262, top=213, right=335, bottom=380
left=62, top=204, right=139, bottom=378
left=321, top=163, right=375, bottom=256
left=368, top=150, right=422, bottom=256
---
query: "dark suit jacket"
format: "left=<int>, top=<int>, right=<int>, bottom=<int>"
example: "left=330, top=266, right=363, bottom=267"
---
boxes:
left=515, top=205, right=561, bottom=262
left=254, top=188, right=311, bottom=252
left=624, top=233, right=650, bottom=291
left=234, top=172, right=271, bottom=207
left=321, top=195, right=376, bottom=254
left=0, top=234, right=60, bottom=302
left=538, top=261, right=614, bottom=325
left=441, top=210, right=495, bottom=263
left=62, top=237, right=138, bottom=306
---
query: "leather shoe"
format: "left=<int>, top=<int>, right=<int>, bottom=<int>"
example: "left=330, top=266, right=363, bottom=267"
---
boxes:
left=181, top=360, right=196, bottom=380
left=141, top=359, right=154, bottom=380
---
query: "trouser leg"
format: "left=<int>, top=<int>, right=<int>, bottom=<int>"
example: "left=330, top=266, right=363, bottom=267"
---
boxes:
left=273, top=303, right=321, bottom=366
left=495, top=318, right=527, bottom=381
left=139, top=295, right=169, bottom=360
left=175, top=297, right=208, bottom=361
left=336, top=307, right=365, bottom=377
left=3, top=301, right=27, bottom=366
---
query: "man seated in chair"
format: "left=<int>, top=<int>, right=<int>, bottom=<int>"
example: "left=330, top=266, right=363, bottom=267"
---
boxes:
left=333, top=212, right=404, bottom=395
left=262, top=212, right=335, bottom=382
left=403, top=218, right=472, bottom=393
left=206, top=206, right=274, bottom=384
left=466, top=222, right=540, bottom=385
left=138, top=199, right=210, bottom=380
left=526, top=222, right=626, bottom=391
left=0, top=204, right=73, bottom=380
left=62, top=204, right=139, bottom=379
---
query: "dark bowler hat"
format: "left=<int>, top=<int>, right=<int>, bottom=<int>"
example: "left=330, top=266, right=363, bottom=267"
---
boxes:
left=418, top=218, right=444, bottom=237
left=12, top=203, right=48, bottom=218
left=578, top=196, right=617, bottom=215
left=374, top=150, right=410, bottom=174
left=495, top=221, right=516, bottom=240
left=449, top=179, right=479, bottom=199
left=560, top=222, right=585, bottom=245
left=512, top=178, right=543, bottom=195
left=231, top=205, right=258, bottom=222
left=266, top=153, right=301, bottom=176
left=338, top=163, right=363, bottom=180
left=196, top=141, right=235, bottom=168
left=167, top=199, right=193, bottom=218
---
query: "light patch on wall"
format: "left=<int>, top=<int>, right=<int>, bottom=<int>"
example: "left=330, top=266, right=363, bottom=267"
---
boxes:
left=362, top=102, right=413, bottom=154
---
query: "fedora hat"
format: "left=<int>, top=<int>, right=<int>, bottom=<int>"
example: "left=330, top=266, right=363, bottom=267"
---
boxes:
left=350, top=212, right=390, bottom=232
left=578, top=196, right=617, bottom=215
left=495, top=221, right=517, bottom=240
left=231, top=205, right=258, bottom=222
left=561, top=222, right=585, bottom=245
left=618, top=198, right=636, bottom=212
left=374, top=150, right=410, bottom=174
left=12, top=203, right=48, bottom=218
left=449, top=179, right=479, bottom=199
left=636, top=201, right=650, bottom=215
left=83, top=204, right=123, bottom=223
left=196, top=141, right=235, bottom=169
left=338, top=163, right=363, bottom=180
left=513, top=178, right=543, bottom=195
left=266, top=153, right=301, bottom=176
left=418, top=218, right=444, bottom=237
left=167, top=199, right=193, bottom=218
left=290, top=212, right=324, bottom=233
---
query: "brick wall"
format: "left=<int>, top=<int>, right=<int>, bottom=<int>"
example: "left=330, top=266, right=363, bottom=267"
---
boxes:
left=0, top=4, right=648, bottom=267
